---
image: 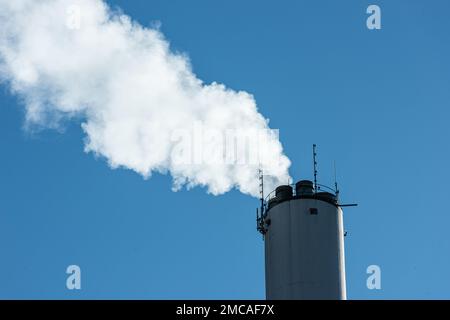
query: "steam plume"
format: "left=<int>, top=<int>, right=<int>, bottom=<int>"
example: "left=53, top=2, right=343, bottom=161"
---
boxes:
left=0, top=0, right=291, bottom=197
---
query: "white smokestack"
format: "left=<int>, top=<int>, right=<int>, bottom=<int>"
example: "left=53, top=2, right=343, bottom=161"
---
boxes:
left=0, top=0, right=291, bottom=197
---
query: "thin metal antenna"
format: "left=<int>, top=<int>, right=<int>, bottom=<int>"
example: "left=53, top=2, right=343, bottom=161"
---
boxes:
left=333, top=160, right=338, bottom=192
left=334, top=160, right=339, bottom=201
left=256, top=207, right=259, bottom=225
left=257, top=167, right=267, bottom=237
left=258, top=168, right=264, bottom=217
left=313, top=144, right=318, bottom=193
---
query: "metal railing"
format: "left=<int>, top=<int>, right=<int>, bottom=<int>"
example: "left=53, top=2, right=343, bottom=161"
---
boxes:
left=264, top=183, right=338, bottom=203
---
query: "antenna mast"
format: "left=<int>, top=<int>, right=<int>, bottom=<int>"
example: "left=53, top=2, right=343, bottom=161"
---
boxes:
left=256, top=167, right=267, bottom=236
left=259, top=168, right=264, bottom=216
left=313, top=144, right=318, bottom=192
left=334, top=160, right=339, bottom=201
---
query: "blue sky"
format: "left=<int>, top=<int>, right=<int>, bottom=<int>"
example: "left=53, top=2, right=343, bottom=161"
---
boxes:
left=1, top=0, right=450, bottom=299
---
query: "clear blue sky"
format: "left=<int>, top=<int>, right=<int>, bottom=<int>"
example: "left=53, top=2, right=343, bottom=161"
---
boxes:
left=1, top=0, right=450, bottom=299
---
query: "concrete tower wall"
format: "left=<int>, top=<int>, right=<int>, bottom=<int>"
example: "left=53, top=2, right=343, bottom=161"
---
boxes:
left=264, top=198, right=346, bottom=300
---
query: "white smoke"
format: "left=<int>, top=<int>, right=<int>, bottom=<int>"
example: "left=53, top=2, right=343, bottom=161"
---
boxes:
left=0, top=0, right=291, bottom=197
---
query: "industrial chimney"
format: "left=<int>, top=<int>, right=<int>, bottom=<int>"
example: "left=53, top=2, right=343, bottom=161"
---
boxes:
left=256, top=145, right=355, bottom=300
